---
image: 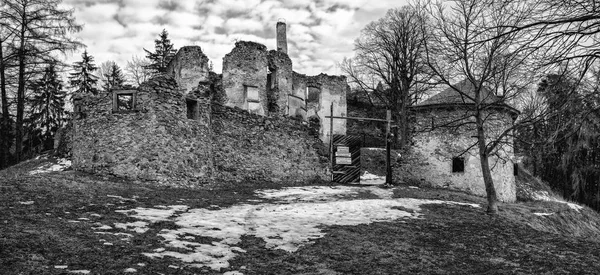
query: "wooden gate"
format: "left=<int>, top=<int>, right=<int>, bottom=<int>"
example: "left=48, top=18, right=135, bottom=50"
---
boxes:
left=332, top=135, right=361, bottom=183
left=326, top=103, right=394, bottom=185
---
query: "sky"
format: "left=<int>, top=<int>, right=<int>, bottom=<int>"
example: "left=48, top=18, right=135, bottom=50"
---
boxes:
left=61, top=0, right=410, bottom=76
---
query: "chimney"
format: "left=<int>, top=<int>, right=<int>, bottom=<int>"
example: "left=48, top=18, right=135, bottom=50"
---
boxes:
left=276, top=19, right=287, bottom=54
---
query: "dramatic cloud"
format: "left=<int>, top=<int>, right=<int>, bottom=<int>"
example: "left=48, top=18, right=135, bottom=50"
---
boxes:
left=64, top=0, right=408, bottom=75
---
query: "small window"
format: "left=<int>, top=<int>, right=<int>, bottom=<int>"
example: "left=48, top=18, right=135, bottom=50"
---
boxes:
left=112, top=90, right=137, bottom=113
left=452, top=157, right=465, bottom=173
left=513, top=163, right=519, bottom=176
left=186, top=98, right=199, bottom=119
left=73, top=98, right=82, bottom=113
left=306, top=86, right=320, bottom=103
left=117, top=94, right=133, bottom=110
left=245, top=85, right=261, bottom=115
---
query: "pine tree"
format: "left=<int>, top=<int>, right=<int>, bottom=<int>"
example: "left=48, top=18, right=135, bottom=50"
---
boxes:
left=101, top=62, right=125, bottom=92
left=69, top=50, right=99, bottom=96
left=29, top=61, right=66, bottom=151
left=144, top=29, right=177, bottom=75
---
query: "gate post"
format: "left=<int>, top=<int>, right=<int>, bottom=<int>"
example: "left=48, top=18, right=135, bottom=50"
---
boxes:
left=329, top=103, right=334, bottom=182
left=385, top=110, right=392, bottom=185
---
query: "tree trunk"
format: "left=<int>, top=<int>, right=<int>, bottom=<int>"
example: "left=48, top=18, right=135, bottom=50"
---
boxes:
left=0, top=39, right=10, bottom=168
left=15, top=8, right=27, bottom=162
left=476, top=112, right=498, bottom=214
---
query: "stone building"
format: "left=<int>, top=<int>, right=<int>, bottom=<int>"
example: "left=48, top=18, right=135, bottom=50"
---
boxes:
left=169, top=21, right=348, bottom=144
left=400, top=80, right=518, bottom=202
left=69, top=21, right=347, bottom=185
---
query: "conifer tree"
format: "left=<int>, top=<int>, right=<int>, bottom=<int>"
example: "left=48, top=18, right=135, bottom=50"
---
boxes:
left=29, top=61, right=66, bottom=150
left=101, top=62, right=125, bottom=92
left=144, top=29, right=177, bottom=75
left=69, top=50, right=99, bottom=96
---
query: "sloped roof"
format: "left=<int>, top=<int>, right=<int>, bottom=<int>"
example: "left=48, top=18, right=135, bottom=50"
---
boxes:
left=418, top=79, right=502, bottom=106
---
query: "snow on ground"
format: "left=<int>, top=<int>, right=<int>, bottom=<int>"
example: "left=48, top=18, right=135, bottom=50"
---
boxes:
left=531, top=191, right=584, bottom=211
left=29, top=158, right=71, bottom=175
left=360, top=171, right=383, bottom=181
left=113, top=186, right=480, bottom=271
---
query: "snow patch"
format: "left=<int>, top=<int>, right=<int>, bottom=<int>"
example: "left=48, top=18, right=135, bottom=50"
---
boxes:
left=68, top=270, right=90, bottom=274
left=531, top=191, right=584, bottom=211
left=115, top=205, right=188, bottom=223
left=29, top=158, right=71, bottom=175
left=533, top=212, right=553, bottom=216
left=360, top=171, right=383, bottom=181
left=114, top=221, right=149, bottom=233
left=117, top=186, right=479, bottom=271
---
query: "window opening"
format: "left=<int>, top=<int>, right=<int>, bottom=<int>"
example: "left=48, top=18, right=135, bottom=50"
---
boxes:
left=245, top=85, right=261, bottom=115
left=452, top=157, right=465, bottom=173
left=117, top=94, right=133, bottom=111
left=112, top=90, right=137, bottom=113
left=186, top=98, right=199, bottom=119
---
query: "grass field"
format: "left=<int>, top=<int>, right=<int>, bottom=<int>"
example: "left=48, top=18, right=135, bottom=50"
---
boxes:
left=2, top=155, right=600, bottom=274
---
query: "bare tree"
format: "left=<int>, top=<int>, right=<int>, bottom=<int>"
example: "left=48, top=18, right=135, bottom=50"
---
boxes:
left=0, top=3, right=16, bottom=168
left=0, top=0, right=82, bottom=162
left=423, top=0, right=542, bottom=213
left=125, top=55, right=152, bottom=86
left=341, top=6, right=431, bottom=149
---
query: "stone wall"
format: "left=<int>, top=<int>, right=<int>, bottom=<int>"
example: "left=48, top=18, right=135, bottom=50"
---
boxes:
left=397, top=107, right=516, bottom=202
left=167, top=46, right=210, bottom=95
left=211, top=103, right=328, bottom=183
left=222, top=41, right=269, bottom=116
left=292, top=72, right=348, bottom=144
left=267, top=50, right=293, bottom=116
left=71, top=76, right=328, bottom=186
left=72, top=77, right=213, bottom=186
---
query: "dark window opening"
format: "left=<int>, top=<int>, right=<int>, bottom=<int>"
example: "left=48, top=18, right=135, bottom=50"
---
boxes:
left=112, top=90, right=137, bottom=113
left=186, top=98, right=199, bottom=119
left=513, top=163, right=519, bottom=176
left=307, top=86, right=320, bottom=103
left=73, top=98, right=82, bottom=113
left=452, top=157, right=465, bottom=173
left=117, top=94, right=133, bottom=111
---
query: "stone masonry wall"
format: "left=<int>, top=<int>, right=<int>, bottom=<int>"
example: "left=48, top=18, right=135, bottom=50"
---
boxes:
left=267, top=50, right=293, bottom=116
left=397, top=107, right=516, bottom=202
left=167, top=46, right=210, bottom=95
left=211, top=103, right=328, bottom=183
left=290, top=71, right=308, bottom=119
left=222, top=41, right=269, bottom=116
left=292, top=73, right=348, bottom=144
left=72, top=77, right=213, bottom=187
left=71, top=75, right=328, bottom=186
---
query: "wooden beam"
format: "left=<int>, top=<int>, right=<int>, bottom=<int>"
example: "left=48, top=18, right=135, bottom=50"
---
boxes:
left=325, top=115, right=390, bottom=122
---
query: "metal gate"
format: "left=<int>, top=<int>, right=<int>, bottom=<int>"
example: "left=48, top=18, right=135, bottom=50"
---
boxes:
left=332, top=135, right=361, bottom=183
left=327, top=103, right=394, bottom=185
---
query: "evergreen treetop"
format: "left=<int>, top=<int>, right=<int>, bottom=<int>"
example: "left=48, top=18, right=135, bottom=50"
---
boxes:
left=69, top=50, right=99, bottom=96
left=144, top=29, right=177, bottom=75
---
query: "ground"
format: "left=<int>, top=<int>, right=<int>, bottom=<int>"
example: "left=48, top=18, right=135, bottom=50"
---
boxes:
left=2, top=156, right=600, bottom=274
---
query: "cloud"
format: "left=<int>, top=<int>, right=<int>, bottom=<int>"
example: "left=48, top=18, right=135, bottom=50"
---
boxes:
left=64, top=0, right=409, bottom=76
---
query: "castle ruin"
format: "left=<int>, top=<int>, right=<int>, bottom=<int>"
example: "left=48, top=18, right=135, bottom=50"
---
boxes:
left=70, top=21, right=348, bottom=185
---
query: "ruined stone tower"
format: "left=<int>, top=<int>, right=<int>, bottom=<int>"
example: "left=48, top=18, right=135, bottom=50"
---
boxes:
left=276, top=20, right=287, bottom=54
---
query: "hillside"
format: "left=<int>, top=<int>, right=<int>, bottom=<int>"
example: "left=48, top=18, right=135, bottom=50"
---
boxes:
left=2, top=155, right=600, bottom=274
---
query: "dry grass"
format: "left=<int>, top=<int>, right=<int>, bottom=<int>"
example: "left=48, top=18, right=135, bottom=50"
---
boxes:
left=2, top=158, right=600, bottom=274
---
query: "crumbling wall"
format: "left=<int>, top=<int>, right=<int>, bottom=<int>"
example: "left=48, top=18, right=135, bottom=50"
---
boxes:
left=397, top=107, right=516, bottom=202
left=70, top=75, right=328, bottom=186
left=267, top=50, right=293, bottom=116
left=290, top=71, right=308, bottom=119
left=211, top=103, right=328, bottom=183
left=222, top=41, right=268, bottom=116
left=292, top=72, right=348, bottom=144
left=71, top=76, right=213, bottom=187
left=167, top=46, right=210, bottom=95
